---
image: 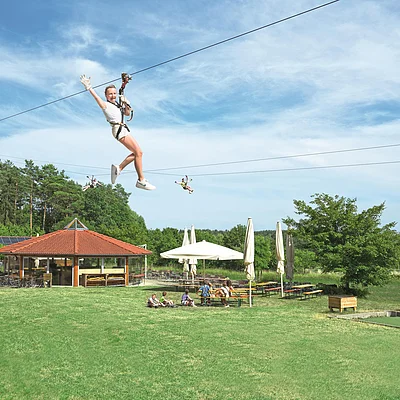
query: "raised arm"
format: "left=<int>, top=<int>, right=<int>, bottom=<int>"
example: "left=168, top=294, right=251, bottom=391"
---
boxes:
left=80, top=75, right=107, bottom=110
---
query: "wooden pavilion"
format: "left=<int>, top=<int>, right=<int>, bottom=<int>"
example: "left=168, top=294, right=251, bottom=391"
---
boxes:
left=0, top=218, right=151, bottom=287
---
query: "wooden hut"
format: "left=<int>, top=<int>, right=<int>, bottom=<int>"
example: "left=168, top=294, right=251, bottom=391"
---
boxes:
left=0, top=218, right=151, bottom=287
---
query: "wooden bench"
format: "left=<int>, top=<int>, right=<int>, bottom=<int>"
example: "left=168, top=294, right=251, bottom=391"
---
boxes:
left=197, top=293, right=250, bottom=307
left=83, top=275, right=106, bottom=287
left=230, top=293, right=251, bottom=307
left=82, top=273, right=126, bottom=287
left=106, top=274, right=126, bottom=286
left=261, top=287, right=281, bottom=296
left=231, top=288, right=257, bottom=295
left=284, top=288, right=302, bottom=298
left=302, top=289, right=323, bottom=300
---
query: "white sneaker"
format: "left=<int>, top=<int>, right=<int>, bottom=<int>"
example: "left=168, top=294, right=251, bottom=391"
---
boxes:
left=136, top=179, right=156, bottom=191
left=111, top=164, right=120, bottom=184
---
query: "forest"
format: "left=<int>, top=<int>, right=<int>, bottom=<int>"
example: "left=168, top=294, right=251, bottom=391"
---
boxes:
left=1, top=159, right=399, bottom=289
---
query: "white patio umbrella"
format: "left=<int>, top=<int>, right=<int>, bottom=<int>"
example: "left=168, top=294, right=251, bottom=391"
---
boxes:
left=179, top=228, right=190, bottom=279
left=189, top=225, right=197, bottom=281
left=161, top=240, right=244, bottom=260
left=286, top=231, right=294, bottom=282
left=276, top=221, right=285, bottom=297
left=244, top=217, right=255, bottom=307
left=161, top=241, right=243, bottom=277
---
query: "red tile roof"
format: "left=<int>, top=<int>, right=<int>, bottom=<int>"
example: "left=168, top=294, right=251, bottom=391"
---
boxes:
left=0, top=228, right=151, bottom=257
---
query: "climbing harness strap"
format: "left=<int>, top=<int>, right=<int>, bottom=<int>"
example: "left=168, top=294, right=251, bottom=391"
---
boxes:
left=105, top=73, right=133, bottom=140
left=107, top=100, right=130, bottom=140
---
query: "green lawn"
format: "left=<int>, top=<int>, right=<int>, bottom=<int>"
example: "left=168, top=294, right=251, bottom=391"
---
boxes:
left=0, top=278, right=399, bottom=400
left=364, top=317, right=400, bottom=327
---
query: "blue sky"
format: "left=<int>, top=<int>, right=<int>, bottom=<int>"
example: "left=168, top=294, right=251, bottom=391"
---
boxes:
left=1, top=0, right=399, bottom=231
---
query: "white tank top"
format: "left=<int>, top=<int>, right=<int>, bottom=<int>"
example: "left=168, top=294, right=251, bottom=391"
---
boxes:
left=102, top=102, right=123, bottom=124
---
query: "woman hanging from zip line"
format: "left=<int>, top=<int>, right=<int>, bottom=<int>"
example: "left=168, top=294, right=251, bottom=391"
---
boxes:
left=80, top=74, right=156, bottom=191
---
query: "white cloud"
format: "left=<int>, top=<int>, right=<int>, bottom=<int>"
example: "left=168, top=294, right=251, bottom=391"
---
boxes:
left=60, top=25, right=126, bottom=56
left=1, top=0, right=399, bottom=230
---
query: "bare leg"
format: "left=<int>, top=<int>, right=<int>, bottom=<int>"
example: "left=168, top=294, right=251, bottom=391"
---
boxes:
left=118, top=135, right=144, bottom=181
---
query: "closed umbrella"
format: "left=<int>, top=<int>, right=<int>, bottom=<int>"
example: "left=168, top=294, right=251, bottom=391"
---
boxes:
left=189, top=225, right=197, bottom=281
left=244, top=217, right=255, bottom=307
left=286, top=231, right=294, bottom=282
left=179, top=228, right=190, bottom=279
left=276, top=221, right=285, bottom=297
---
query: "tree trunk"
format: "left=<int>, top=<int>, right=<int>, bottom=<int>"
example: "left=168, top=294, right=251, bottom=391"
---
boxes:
left=42, top=202, right=47, bottom=232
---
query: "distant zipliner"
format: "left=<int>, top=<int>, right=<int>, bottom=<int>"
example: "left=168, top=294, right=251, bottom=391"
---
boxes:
left=175, top=175, right=194, bottom=194
left=82, top=176, right=103, bottom=192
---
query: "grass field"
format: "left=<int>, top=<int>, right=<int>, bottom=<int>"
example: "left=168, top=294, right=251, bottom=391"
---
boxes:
left=363, top=317, right=400, bottom=327
left=0, top=276, right=399, bottom=400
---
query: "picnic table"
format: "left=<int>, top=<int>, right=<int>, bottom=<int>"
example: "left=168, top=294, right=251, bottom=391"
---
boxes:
left=255, top=282, right=280, bottom=296
left=292, top=284, right=314, bottom=289
left=255, top=281, right=278, bottom=286
left=284, top=284, right=314, bottom=298
left=197, top=289, right=251, bottom=307
left=284, top=284, right=324, bottom=299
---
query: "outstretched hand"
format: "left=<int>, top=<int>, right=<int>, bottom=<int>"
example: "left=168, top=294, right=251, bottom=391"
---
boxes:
left=80, top=75, right=92, bottom=90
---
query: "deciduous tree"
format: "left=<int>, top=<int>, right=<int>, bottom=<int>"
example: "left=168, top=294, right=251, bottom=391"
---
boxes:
left=283, top=193, right=399, bottom=289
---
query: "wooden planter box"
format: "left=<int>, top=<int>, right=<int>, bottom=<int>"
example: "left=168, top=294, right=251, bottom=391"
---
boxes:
left=328, top=295, right=357, bottom=312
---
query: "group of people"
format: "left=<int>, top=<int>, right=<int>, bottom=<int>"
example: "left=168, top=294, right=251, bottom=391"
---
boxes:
left=147, top=290, right=196, bottom=308
left=147, top=280, right=234, bottom=309
left=147, top=292, right=176, bottom=308
left=198, top=280, right=234, bottom=307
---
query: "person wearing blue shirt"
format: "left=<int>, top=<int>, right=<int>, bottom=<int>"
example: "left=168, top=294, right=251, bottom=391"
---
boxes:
left=198, top=282, right=212, bottom=306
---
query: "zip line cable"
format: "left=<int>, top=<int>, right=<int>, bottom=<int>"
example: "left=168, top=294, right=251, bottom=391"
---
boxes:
left=1, top=141, right=399, bottom=176
left=0, top=0, right=340, bottom=123
left=145, top=160, right=400, bottom=177
left=143, top=143, right=400, bottom=173
left=4, top=157, right=400, bottom=179
left=0, top=154, right=108, bottom=171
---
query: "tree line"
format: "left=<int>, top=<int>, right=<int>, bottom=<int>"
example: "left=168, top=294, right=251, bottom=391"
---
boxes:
left=1, top=160, right=399, bottom=289
left=0, top=159, right=273, bottom=270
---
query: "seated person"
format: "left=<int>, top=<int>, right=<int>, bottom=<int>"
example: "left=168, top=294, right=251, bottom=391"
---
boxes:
left=198, top=281, right=212, bottom=305
left=215, top=280, right=234, bottom=307
left=181, top=289, right=196, bottom=307
left=160, top=291, right=175, bottom=307
left=147, top=293, right=165, bottom=308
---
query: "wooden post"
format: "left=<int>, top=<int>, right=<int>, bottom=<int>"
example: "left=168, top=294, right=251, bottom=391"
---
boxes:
left=19, top=256, right=24, bottom=279
left=73, top=256, right=79, bottom=287
left=125, top=257, right=129, bottom=286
